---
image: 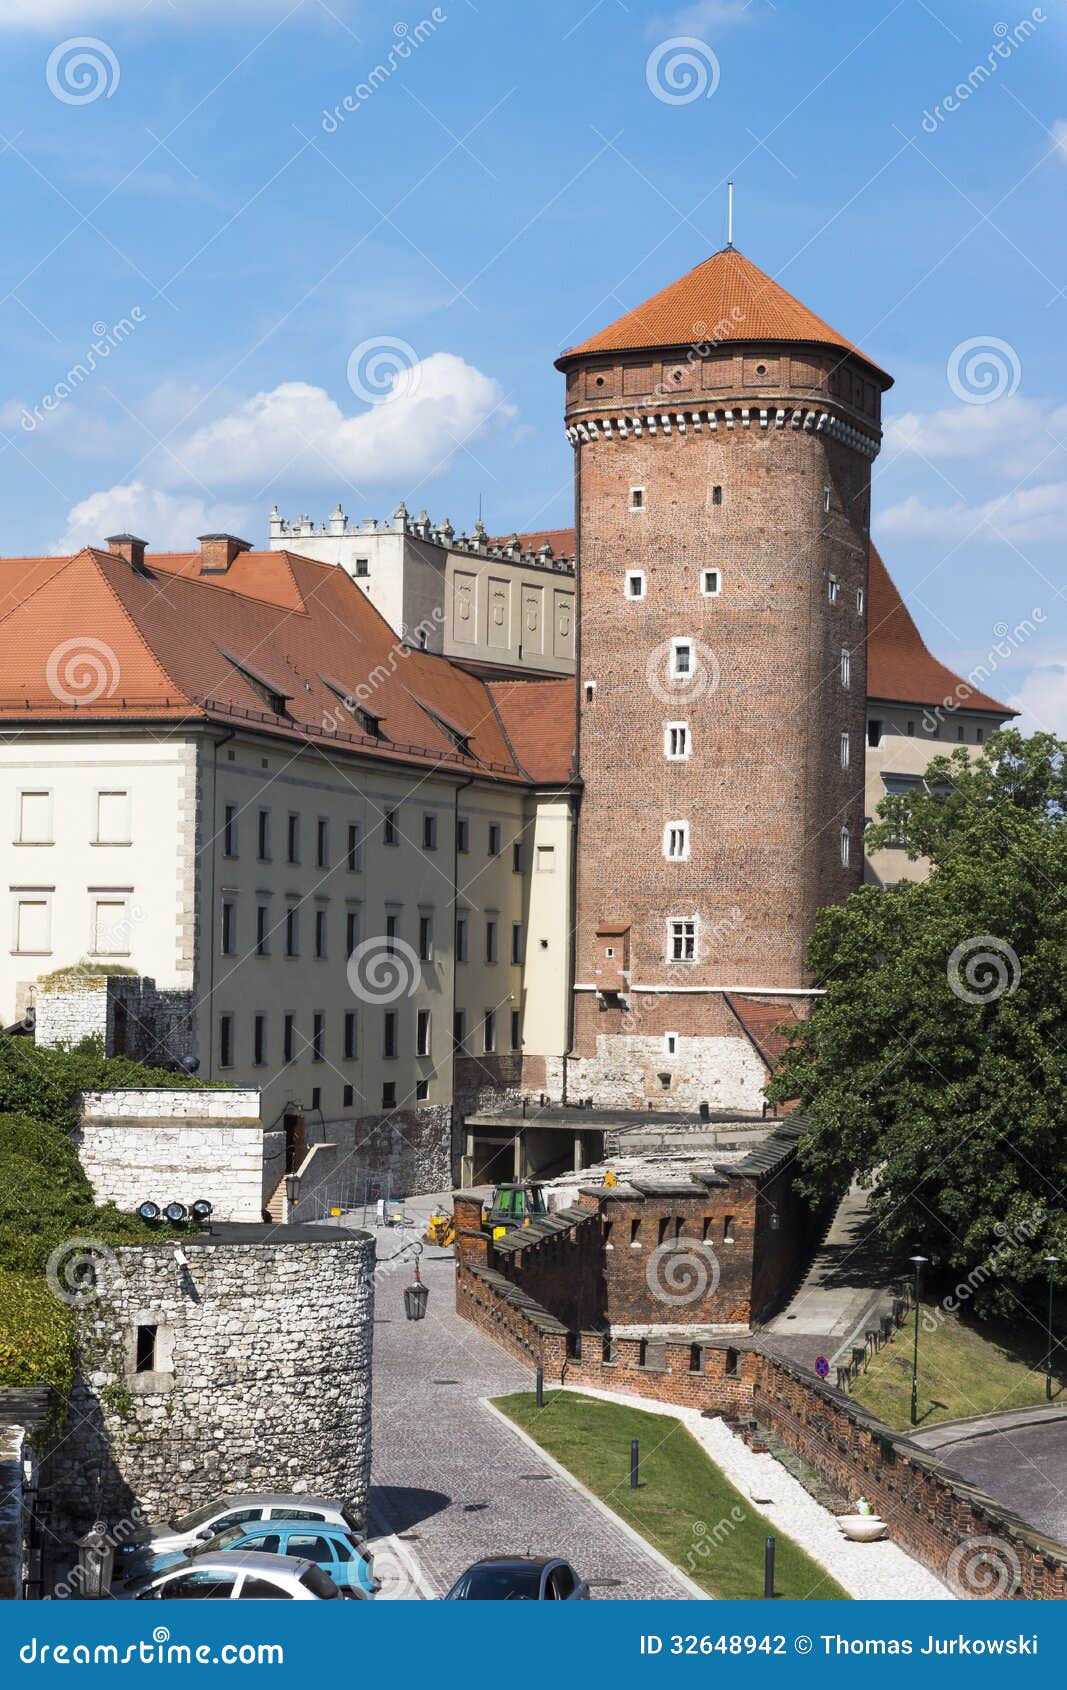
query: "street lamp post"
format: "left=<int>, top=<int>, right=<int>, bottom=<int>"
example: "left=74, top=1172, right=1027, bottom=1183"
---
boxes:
left=1044, top=1256, right=1059, bottom=1402
left=909, top=1255, right=928, bottom=1428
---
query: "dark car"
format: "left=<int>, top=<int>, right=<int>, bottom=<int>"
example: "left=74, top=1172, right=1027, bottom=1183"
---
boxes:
left=444, top=1556, right=589, bottom=1600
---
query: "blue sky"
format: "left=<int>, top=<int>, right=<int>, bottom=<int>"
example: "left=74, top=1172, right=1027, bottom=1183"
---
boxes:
left=1, top=0, right=1065, bottom=728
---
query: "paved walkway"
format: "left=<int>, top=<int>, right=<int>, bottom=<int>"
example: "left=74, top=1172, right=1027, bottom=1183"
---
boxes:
left=911, top=1406, right=1067, bottom=1550
left=358, top=1193, right=697, bottom=1600
left=764, top=1183, right=899, bottom=1371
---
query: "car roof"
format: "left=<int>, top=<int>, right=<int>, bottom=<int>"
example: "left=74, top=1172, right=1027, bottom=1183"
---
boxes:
left=164, top=1551, right=314, bottom=1575
left=236, top=1520, right=350, bottom=1536
left=469, top=1556, right=557, bottom=1571
left=202, top=1494, right=345, bottom=1511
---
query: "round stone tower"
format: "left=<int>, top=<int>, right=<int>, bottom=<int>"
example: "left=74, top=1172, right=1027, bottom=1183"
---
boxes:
left=556, top=245, right=893, bottom=1111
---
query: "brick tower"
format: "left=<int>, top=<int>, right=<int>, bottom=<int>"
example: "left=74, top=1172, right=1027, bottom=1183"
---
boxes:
left=556, top=245, right=893, bottom=1111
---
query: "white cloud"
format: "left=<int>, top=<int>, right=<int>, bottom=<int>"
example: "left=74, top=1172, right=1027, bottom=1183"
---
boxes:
left=0, top=0, right=323, bottom=23
left=651, top=0, right=756, bottom=31
left=883, top=396, right=1067, bottom=479
left=1011, top=661, right=1067, bottom=737
left=54, top=482, right=250, bottom=555
left=881, top=482, right=1067, bottom=545
left=163, top=354, right=513, bottom=490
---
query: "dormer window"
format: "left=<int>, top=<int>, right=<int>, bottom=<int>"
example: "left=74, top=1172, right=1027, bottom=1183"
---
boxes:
left=220, top=650, right=291, bottom=718
left=321, top=677, right=386, bottom=739
left=416, top=700, right=472, bottom=758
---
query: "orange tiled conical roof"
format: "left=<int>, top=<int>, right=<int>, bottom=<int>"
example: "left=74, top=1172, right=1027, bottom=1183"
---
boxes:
left=559, top=246, right=890, bottom=384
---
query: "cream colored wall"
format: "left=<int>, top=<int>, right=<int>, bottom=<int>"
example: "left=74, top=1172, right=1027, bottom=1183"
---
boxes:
left=444, top=553, right=576, bottom=674
left=0, top=734, right=195, bottom=1025
left=864, top=706, right=1000, bottom=885
left=521, top=795, right=574, bottom=1057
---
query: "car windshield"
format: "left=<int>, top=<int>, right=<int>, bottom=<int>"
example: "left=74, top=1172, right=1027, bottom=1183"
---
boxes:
left=188, top=1526, right=247, bottom=1559
left=299, top=1566, right=339, bottom=1599
left=451, top=1564, right=543, bottom=1599
left=168, top=1502, right=227, bottom=1533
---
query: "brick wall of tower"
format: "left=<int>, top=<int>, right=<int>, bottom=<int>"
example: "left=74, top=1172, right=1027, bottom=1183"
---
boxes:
left=564, top=346, right=880, bottom=1104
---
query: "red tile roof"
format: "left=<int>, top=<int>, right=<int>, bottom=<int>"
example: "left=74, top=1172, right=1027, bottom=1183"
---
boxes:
left=488, top=676, right=577, bottom=784
left=485, top=528, right=576, bottom=560
left=725, top=994, right=804, bottom=1072
left=867, top=543, right=1014, bottom=716
left=558, top=247, right=891, bottom=384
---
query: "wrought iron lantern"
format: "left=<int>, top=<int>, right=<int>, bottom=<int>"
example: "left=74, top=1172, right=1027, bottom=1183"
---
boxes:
left=403, top=1246, right=429, bottom=1321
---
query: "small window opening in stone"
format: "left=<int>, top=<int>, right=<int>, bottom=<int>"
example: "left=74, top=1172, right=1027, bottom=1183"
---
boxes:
left=723, top=1215, right=735, bottom=1244
left=712, top=484, right=723, bottom=505
left=689, top=1342, right=704, bottom=1373
left=755, top=363, right=767, bottom=376
left=725, top=1347, right=741, bottom=1379
left=135, top=1324, right=158, bottom=1373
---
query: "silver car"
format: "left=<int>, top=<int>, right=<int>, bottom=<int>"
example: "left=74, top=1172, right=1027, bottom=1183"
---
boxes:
left=115, top=1493, right=359, bottom=1576
left=132, top=1550, right=356, bottom=1600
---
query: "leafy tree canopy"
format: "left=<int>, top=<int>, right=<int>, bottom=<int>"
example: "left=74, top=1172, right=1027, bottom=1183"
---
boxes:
left=769, top=730, right=1067, bottom=1316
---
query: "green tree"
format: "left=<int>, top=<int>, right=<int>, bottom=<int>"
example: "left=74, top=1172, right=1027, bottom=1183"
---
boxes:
left=769, top=730, right=1067, bottom=1315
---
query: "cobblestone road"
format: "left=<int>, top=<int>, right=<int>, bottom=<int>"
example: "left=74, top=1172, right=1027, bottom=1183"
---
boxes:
left=365, top=1210, right=697, bottom=1601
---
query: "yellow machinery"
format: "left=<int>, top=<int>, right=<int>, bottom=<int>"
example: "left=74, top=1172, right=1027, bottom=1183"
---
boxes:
left=423, top=1208, right=456, bottom=1248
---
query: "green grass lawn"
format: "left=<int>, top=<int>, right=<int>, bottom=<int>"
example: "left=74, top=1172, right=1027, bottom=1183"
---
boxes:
left=492, top=1390, right=848, bottom=1601
left=851, top=1301, right=1064, bottom=1431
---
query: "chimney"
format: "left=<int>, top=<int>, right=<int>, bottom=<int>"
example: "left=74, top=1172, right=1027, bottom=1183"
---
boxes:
left=198, top=533, right=252, bottom=574
left=105, top=533, right=147, bottom=572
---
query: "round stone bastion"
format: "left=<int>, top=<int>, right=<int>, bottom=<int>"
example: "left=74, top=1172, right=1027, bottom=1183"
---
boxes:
left=45, top=1224, right=374, bottom=1535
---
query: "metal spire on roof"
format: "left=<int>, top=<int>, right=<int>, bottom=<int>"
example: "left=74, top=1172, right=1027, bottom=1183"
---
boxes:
left=726, top=180, right=734, bottom=250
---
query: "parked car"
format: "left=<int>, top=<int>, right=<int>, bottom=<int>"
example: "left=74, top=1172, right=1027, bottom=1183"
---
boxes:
left=444, top=1556, right=590, bottom=1600
left=114, top=1494, right=359, bottom=1575
left=120, top=1520, right=376, bottom=1595
left=131, top=1550, right=357, bottom=1600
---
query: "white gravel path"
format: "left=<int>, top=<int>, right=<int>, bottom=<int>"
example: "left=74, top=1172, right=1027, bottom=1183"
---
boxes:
left=560, top=1385, right=954, bottom=1602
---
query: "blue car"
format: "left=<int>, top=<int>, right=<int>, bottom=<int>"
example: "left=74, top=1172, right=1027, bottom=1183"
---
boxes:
left=121, top=1521, right=377, bottom=1596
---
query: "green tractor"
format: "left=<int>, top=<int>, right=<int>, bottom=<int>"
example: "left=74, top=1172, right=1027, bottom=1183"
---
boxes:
left=485, top=1181, right=548, bottom=1239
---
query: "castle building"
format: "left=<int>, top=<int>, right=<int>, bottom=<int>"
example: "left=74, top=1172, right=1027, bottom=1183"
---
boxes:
left=0, top=244, right=1014, bottom=1196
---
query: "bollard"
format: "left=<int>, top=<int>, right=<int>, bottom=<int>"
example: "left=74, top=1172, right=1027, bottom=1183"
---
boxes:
left=763, top=1535, right=775, bottom=1599
left=630, top=1438, right=639, bottom=1489
left=535, top=1365, right=544, bottom=1409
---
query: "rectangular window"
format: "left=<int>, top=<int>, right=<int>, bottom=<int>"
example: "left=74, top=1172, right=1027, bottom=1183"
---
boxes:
left=485, top=918, right=498, bottom=963
left=15, top=790, right=52, bottom=845
left=840, top=827, right=851, bottom=868
left=669, top=919, right=696, bottom=963
left=665, top=1031, right=678, bottom=1057
left=823, top=485, right=831, bottom=514
left=347, top=823, right=362, bottom=871
left=841, top=647, right=851, bottom=688
left=382, top=1081, right=397, bottom=1109
left=512, top=840, right=523, bottom=874
left=346, top=908, right=360, bottom=956
left=867, top=718, right=882, bottom=748
left=285, top=905, right=299, bottom=957
left=488, top=823, right=501, bottom=856
left=416, top=1008, right=431, bottom=1058
left=312, top=1012, right=325, bottom=1063
left=283, top=1014, right=295, bottom=1063
left=253, top=1013, right=266, bottom=1066
left=510, top=1008, right=521, bottom=1051
left=383, top=1011, right=397, bottom=1060
left=287, top=813, right=300, bottom=864
left=316, top=817, right=329, bottom=869
left=94, top=790, right=129, bottom=845
left=625, top=570, right=646, bottom=599
left=664, top=822, right=689, bottom=861
left=135, top=1324, right=158, bottom=1374
left=670, top=638, right=692, bottom=678
left=665, top=722, right=689, bottom=760
left=456, top=913, right=468, bottom=962
left=386, top=911, right=399, bottom=954
left=422, top=813, right=437, bottom=851
left=221, top=899, right=237, bottom=956
left=311, top=1086, right=321, bottom=1112
left=219, top=1012, right=234, bottom=1068
left=856, top=586, right=865, bottom=615
left=344, top=1010, right=357, bottom=1061
left=13, top=895, right=51, bottom=955
left=256, top=903, right=269, bottom=956
left=354, top=557, right=369, bottom=577
left=415, top=1077, right=430, bottom=1102
left=314, top=907, right=327, bottom=958
left=384, top=807, right=398, bottom=846
left=223, top=802, right=238, bottom=857
left=418, top=914, right=433, bottom=961
left=511, top=922, right=524, bottom=965
left=457, top=816, right=469, bottom=854
left=840, top=731, right=851, bottom=769
left=91, top=896, right=129, bottom=956
left=711, top=484, right=722, bottom=506
left=630, top=486, right=645, bottom=510
left=535, top=844, right=555, bottom=872
left=257, top=808, right=271, bottom=861
left=483, top=1009, right=496, bottom=1053
left=828, top=575, right=839, bottom=604
left=701, top=569, right=721, bottom=597
left=453, top=1009, right=466, bottom=1051
left=343, top=1084, right=354, bottom=1108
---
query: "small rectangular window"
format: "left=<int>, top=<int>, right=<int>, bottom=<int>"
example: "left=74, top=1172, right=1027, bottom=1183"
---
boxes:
left=511, top=922, right=524, bottom=965
left=221, top=899, right=237, bottom=956
left=135, top=1324, right=158, bottom=1374
left=354, top=557, right=369, bottom=577
left=841, top=647, right=851, bottom=688
left=312, top=1011, right=325, bottom=1062
left=344, top=1010, right=357, bottom=1061
left=382, top=1081, right=397, bottom=1109
left=383, top=1010, right=398, bottom=1060
left=418, top=913, right=433, bottom=961
left=283, top=1014, right=295, bottom=1063
left=488, top=823, right=501, bottom=856
left=346, top=908, right=360, bottom=955
left=856, top=586, right=865, bottom=615
left=422, top=813, right=437, bottom=851
left=457, top=816, right=469, bottom=854
left=823, top=485, right=831, bottom=513
left=630, top=486, right=645, bottom=510
left=665, top=1031, right=678, bottom=1057
left=223, top=802, right=238, bottom=857
left=840, top=731, right=850, bottom=769
left=453, top=1010, right=466, bottom=1051
left=867, top=718, right=882, bottom=748
left=256, top=903, right=269, bottom=956
left=384, top=807, right=399, bottom=846
left=314, top=907, right=327, bottom=958
left=253, top=1013, right=267, bottom=1066
left=828, top=575, right=839, bottom=604
left=512, top=840, right=523, bottom=874
left=483, top=1009, right=496, bottom=1053
left=287, top=813, right=300, bottom=864
left=316, top=817, right=329, bottom=869
left=386, top=911, right=399, bottom=954
left=510, top=1008, right=521, bottom=1051
left=343, top=1083, right=354, bottom=1108
left=455, top=912, right=468, bottom=962
left=416, top=1008, right=431, bottom=1057
left=665, top=722, right=689, bottom=760
left=671, top=639, right=692, bottom=678
left=840, top=826, right=851, bottom=868
left=669, top=919, right=696, bottom=962
left=535, top=844, right=556, bottom=872
left=285, top=905, right=299, bottom=957
left=664, top=822, right=689, bottom=861
left=711, top=484, right=722, bottom=506
left=701, top=569, right=721, bottom=597
left=219, top=1012, right=234, bottom=1068
left=415, top=1078, right=430, bottom=1101
left=18, top=790, right=53, bottom=845
left=485, top=918, right=498, bottom=964
left=625, top=571, right=646, bottom=599
left=257, top=807, right=271, bottom=861
left=94, top=790, right=129, bottom=845
left=310, top=1086, right=321, bottom=1111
